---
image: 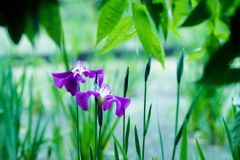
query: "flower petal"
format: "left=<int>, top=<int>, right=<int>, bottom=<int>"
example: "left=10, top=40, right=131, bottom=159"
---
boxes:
left=52, top=71, right=72, bottom=88
left=114, top=96, right=131, bottom=117
left=61, top=73, right=86, bottom=96
left=83, top=69, right=104, bottom=88
left=74, top=60, right=86, bottom=71
left=102, top=95, right=131, bottom=117
left=76, top=91, right=100, bottom=111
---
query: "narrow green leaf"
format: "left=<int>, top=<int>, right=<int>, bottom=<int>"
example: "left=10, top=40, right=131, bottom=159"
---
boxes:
left=88, top=145, right=93, bottom=160
left=151, top=31, right=165, bottom=69
left=96, top=0, right=127, bottom=45
left=177, top=50, right=184, bottom=83
left=195, top=138, right=206, bottom=160
left=222, top=117, right=238, bottom=160
left=181, top=0, right=212, bottom=27
left=124, top=116, right=130, bottom=153
left=133, top=2, right=152, bottom=57
left=171, top=0, right=189, bottom=26
left=68, top=144, right=74, bottom=160
left=114, top=141, right=120, bottom=160
left=134, top=125, right=141, bottom=160
left=187, top=48, right=205, bottom=62
left=180, top=120, right=187, bottom=160
left=174, top=87, right=202, bottom=146
left=157, top=106, right=164, bottom=160
left=97, top=16, right=133, bottom=55
left=106, top=124, right=128, bottom=160
left=39, top=1, right=61, bottom=47
left=144, top=104, right=152, bottom=136
left=123, top=30, right=137, bottom=40
left=231, top=111, right=240, bottom=149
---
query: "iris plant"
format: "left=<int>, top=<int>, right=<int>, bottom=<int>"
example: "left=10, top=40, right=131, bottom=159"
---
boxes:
left=52, top=60, right=104, bottom=96
left=76, top=84, right=131, bottom=117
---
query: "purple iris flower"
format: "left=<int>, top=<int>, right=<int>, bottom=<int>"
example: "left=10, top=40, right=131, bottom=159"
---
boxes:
left=52, top=60, right=104, bottom=96
left=76, top=84, right=131, bottom=117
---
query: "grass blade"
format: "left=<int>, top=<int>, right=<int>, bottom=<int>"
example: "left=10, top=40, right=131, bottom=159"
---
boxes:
left=89, top=145, right=94, bottom=160
left=114, top=141, right=120, bottom=160
left=144, top=104, right=152, bottom=136
left=180, top=120, right=187, bottom=160
left=124, top=116, right=130, bottom=154
left=134, top=125, right=141, bottom=160
left=157, top=105, right=164, bottom=160
left=195, top=138, right=206, bottom=160
left=222, top=117, right=238, bottom=160
left=68, top=144, right=74, bottom=160
left=106, top=123, right=128, bottom=160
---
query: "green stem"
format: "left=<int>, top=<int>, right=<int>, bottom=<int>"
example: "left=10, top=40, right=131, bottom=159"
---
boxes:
left=98, top=126, right=102, bottom=160
left=95, top=101, right=98, bottom=160
left=172, top=83, right=180, bottom=160
left=175, top=84, right=180, bottom=136
left=77, top=101, right=80, bottom=160
left=77, top=85, right=80, bottom=160
left=123, top=114, right=125, bottom=149
left=142, top=82, right=147, bottom=160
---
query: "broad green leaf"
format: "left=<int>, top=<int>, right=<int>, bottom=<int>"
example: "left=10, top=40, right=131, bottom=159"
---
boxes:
left=168, top=21, right=183, bottom=41
left=204, top=33, right=220, bottom=55
left=177, top=50, right=184, bottom=83
left=180, top=120, right=187, bottom=160
left=106, top=123, right=128, bottom=160
left=181, top=0, right=212, bottom=27
left=145, top=0, right=164, bottom=30
left=126, top=0, right=129, bottom=11
left=233, top=93, right=240, bottom=107
left=96, top=0, right=126, bottom=45
left=134, top=125, right=141, bottom=160
left=221, top=0, right=234, bottom=13
left=144, top=104, right=152, bottom=136
left=24, top=14, right=38, bottom=46
left=174, top=87, right=202, bottom=146
left=39, top=1, right=61, bottom=47
left=216, top=33, right=229, bottom=40
left=124, top=116, right=130, bottom=153
left=232, top=111, right=240, bottom=149
left=159, top=0, right=168, bottom=40
left=133, top=2, right=152, bottom=57
left=191, top=0, right=199, bottom=8
left=114, top=141, right=120, bottom=160
left=222, top=117, right=238, bottom=160
left=196, top=138, right=206, bottom=160
left=187, top=48, right=205, bottom=62
left=151, top=31, right=165, bottom=69
left=200, top=42, right=239, bottom=85
left=7, top=16, right=25, bottom=44
left=97, top=16, right=133, bottom=55
left=170, top=0, right=189, bottom=26
left=123, top=30, right=137, bottom=40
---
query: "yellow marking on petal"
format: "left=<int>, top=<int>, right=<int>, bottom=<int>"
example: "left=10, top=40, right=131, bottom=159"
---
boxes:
left=74, top=72, right=77, bottom=77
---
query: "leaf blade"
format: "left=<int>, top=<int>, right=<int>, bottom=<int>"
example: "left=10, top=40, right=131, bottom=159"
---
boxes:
left=96, top=0, right=127, bottom=45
